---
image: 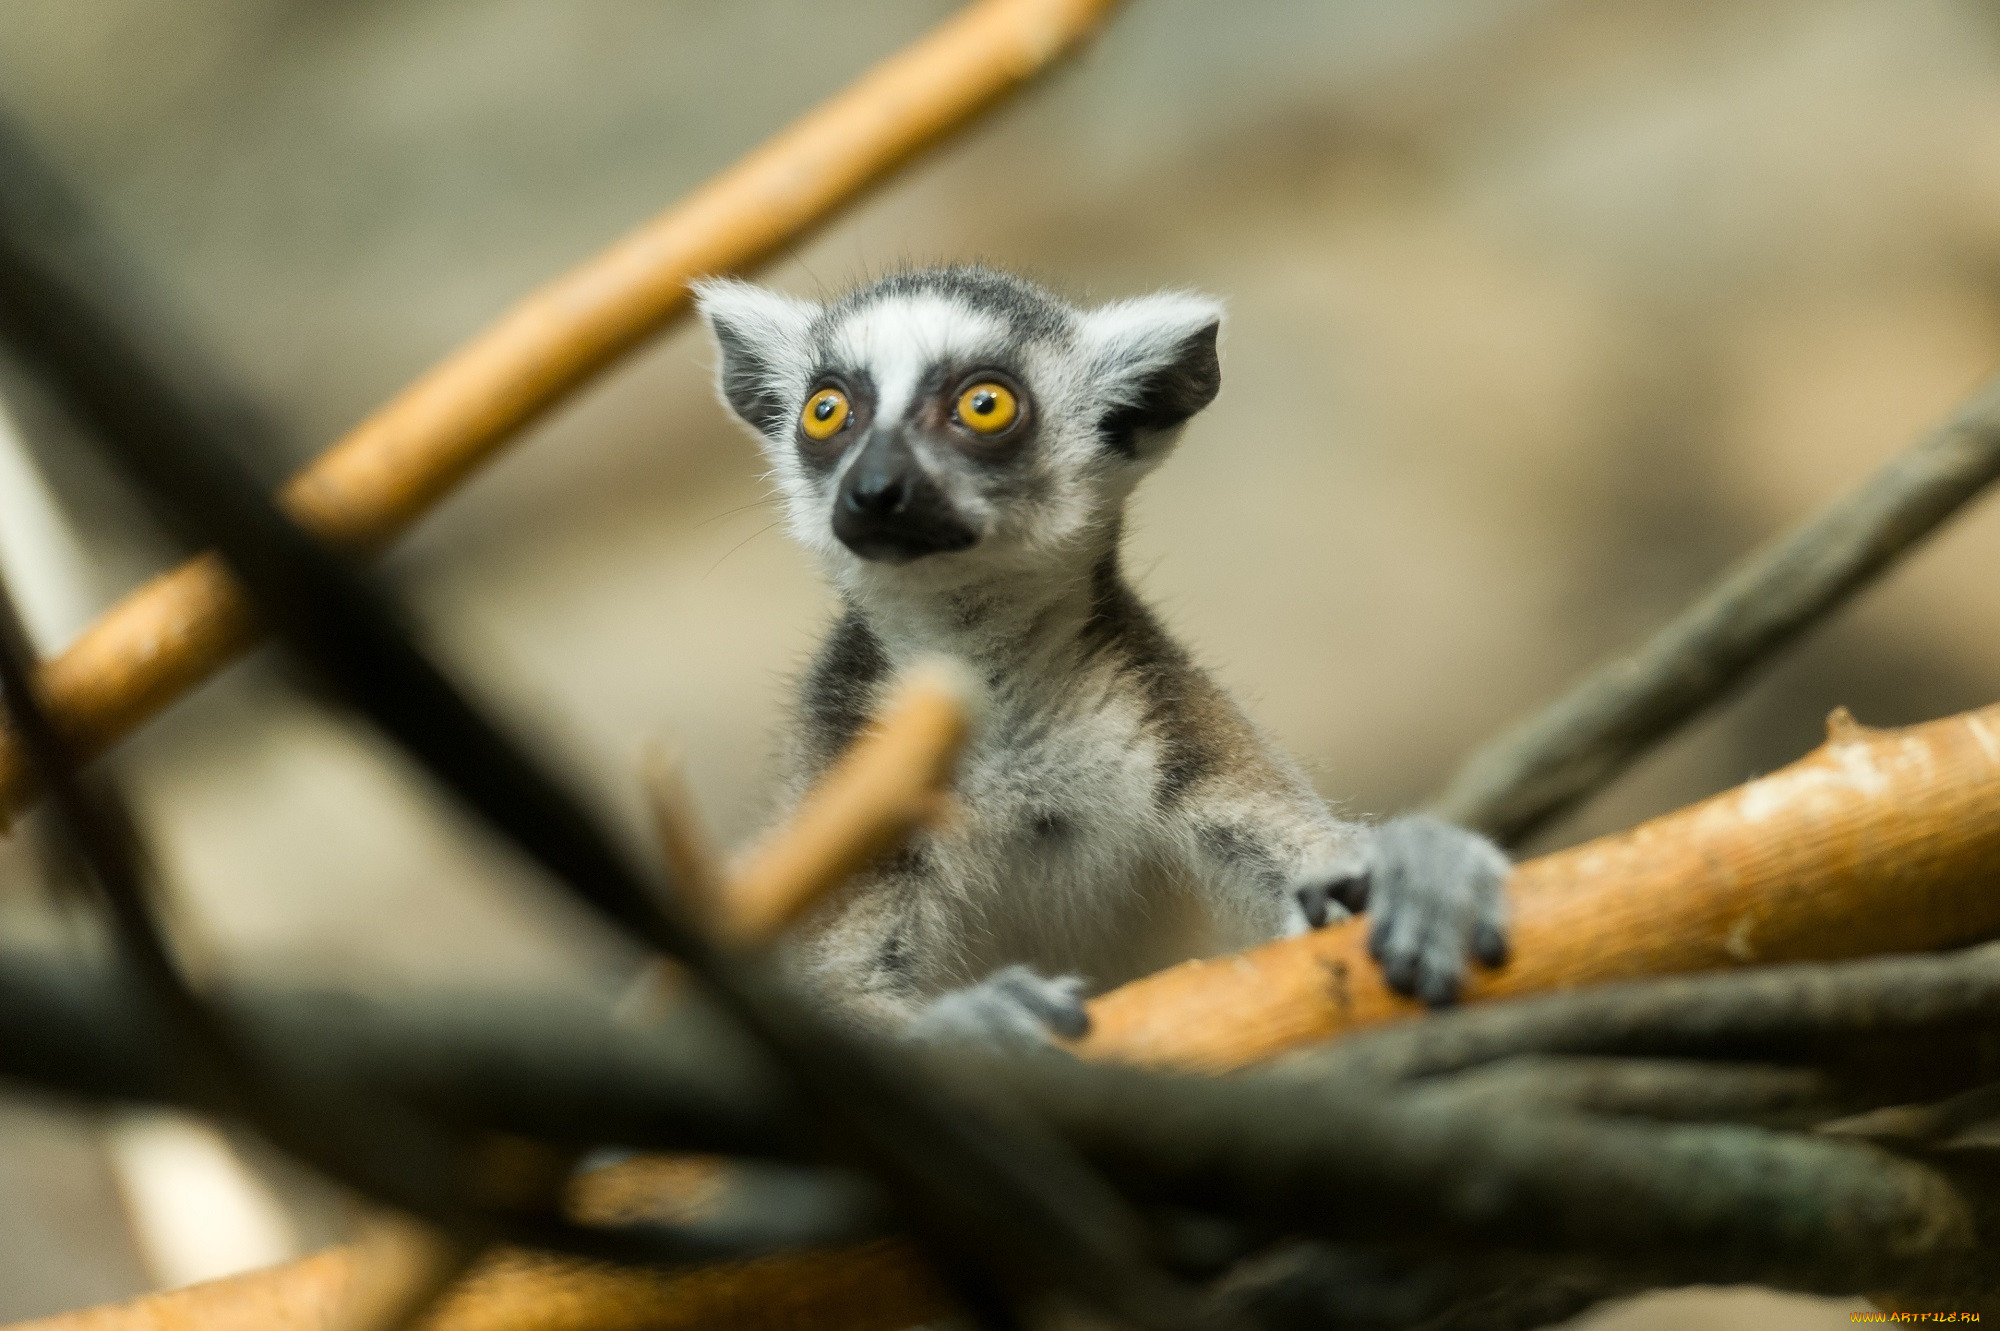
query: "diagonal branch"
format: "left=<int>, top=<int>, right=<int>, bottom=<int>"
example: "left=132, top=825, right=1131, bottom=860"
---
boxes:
left=0, top=103, right=1188, bottom=1329
left=1430, top=375, right=2000, bottom=846
left=0, top=0, right=1129, bottom=823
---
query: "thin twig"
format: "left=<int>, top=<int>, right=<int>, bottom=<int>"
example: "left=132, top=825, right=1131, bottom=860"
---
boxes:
left=642, top=746, right=728, bottom=930
left=616, top=746, right=721, bottom=1021
left=723, top=660, right=974, bottom=946
left=1431, top=373, right=2000, bottom=845
left=1215, top=1244, right=1633, bottom=1331
left=624, top=679, right=970, bottom=1023
left=1402, top=1056, right=1844, bottom=1126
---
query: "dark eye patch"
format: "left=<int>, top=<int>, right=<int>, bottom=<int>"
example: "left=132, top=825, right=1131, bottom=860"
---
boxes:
left=910, top=361, right=1037, bottom=454
left=794, top=366, right=877, bottom=471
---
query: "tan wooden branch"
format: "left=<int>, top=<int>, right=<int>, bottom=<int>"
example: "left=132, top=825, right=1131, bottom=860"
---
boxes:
left=10, top=1244, right=946, bottom=1331
left=1078, top=702, right=2000, bottom=1070
left=326, top=1220, right=475, bottom=1331
left=326, top=668, right=974, bottom=1329
left=0, top=0, right=1127, bottom=822
left=18, top=698, right=2000, bottom=1331
left=720, top=661, right=973, bottom=946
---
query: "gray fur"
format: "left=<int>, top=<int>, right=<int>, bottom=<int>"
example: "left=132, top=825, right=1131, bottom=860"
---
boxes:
left=697, top=265, right=1511, bottom=1045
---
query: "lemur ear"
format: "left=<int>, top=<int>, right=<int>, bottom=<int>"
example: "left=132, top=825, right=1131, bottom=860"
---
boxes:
left=694, top=278, right=818, bottom=437
left=1079, top=293, right=1223, bottom=457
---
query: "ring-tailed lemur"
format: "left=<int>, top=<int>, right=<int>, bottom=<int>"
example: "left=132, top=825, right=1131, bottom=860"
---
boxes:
left=697, top=266, right=1510, bottom=1043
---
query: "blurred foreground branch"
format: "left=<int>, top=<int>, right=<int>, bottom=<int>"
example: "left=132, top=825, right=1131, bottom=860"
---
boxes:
left=3, top=0, right=2000, bottom=1321
left=0, top=0, right=1128, bottom=822
left=1431, top=373, right=2000, bottom=846
left=0, top=68, right=1195, bottom=1323
left=8, top=948, right=2000, bottom=1329
left=9, top=696, right=2000, bottom=1330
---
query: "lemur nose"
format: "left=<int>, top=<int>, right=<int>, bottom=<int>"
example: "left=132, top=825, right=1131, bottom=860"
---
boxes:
left=845, top=465, right=909, bottom=515
left=831, top=429, right=978, bottom=562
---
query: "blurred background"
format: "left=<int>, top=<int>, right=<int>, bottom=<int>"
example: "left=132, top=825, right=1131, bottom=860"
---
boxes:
left=0, top=0, right=1997, bottom=1324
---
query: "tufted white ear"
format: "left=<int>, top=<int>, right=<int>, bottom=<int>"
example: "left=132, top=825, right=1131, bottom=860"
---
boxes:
left=693, top=278, right=820, bottom=438
left=1077, top=292, right=1223, bottom=457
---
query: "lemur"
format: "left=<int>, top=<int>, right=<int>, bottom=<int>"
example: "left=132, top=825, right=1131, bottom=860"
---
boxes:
left=697, top=265, right=1510, bottom=1043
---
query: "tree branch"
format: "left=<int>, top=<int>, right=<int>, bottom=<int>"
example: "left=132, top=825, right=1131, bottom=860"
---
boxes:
left=0, top=99, right=1186, bottom=1328
left=1078, top=701, right=2000, bottom=1070
left=1430, top=377, right=2000, bottom=846
left=11, top=690, right=2000, bottom=1327
left=1315, top=942, right=2000, bottom=1083
left=0, top=0, right=1130, bottom=823
left=1401, top=1057, right=1844, bottom=1127
left=9, top=939, right=2000, bottom=1312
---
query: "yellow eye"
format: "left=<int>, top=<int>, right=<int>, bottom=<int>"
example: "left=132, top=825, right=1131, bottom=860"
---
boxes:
left=955, top=381, right=1019, bottom=435
left=801, top=388, right=850, bottom=441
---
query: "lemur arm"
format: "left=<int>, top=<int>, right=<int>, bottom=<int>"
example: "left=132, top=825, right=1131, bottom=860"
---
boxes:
left=1172, top=735, right=1511, bottom=1007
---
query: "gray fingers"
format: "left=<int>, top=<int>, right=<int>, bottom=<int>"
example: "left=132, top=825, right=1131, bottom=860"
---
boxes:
left=907, top=965, right=1092, bottom=1047
left=1295, top=871, right=1370, bottom=928
left=1361, top=813, right=1511, bottom=1007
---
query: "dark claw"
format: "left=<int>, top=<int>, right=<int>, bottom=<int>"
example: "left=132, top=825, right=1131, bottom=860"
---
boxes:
left=1474, top=920, right=1509, bottom=968
left=1047, top=1005, right=1091, bottom=1040
left=1327, top=871, right=1370, bottom=912
left=1417, top=967, right=1460, bottom=1009
left=1002, top=969, right=1091, bottom=1039
left=1380, top=946, right=1420, bottom=997
left=1297, top=883, right=1332, bottom=929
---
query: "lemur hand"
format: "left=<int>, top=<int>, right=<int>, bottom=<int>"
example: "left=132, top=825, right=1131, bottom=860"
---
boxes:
left=1293, top=813, right=1510, bottom=1007
left=907, top=965, right=1092, bottom=1047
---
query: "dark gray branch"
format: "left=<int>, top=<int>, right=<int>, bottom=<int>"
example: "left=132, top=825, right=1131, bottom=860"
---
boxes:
left=1214, top=1244, right=1634, bottom=1331
left=0, top=945, right=796, bottom=1158
left=1013, top=1058, right=1986, bottom=1296
left=1404, top=1057, right=1844, bottom=1128
left=1312, top=942, right=2000, bottom=1088
left=0, top=553, right=519, bottom=1265
left=5, top=944, right=1994, bottom=1299
left=1430, top=374, right=2000, bottom=845
left=0, top=116, right=1193, bottom=1329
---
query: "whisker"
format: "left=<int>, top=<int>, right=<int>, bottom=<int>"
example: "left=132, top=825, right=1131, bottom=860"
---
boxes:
left=694, top=498, right=776, bottom=529
left=704, top=520, right=782, bottom=579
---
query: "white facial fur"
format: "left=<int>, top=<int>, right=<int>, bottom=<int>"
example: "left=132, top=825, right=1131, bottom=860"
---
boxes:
left=695, top=268, right=1224, bottom=595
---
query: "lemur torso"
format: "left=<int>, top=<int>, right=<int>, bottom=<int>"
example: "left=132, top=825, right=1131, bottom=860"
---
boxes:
left=781, top=551, right=1357, bottom=1026
left=698, top=264, right=1509, bottom=1040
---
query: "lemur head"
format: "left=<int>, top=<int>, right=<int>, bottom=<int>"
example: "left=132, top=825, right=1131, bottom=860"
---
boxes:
left=696, top=266, right=1221, bottom=587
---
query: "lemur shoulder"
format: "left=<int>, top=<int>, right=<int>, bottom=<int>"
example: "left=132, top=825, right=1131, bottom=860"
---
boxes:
left=697, top=265, right=1509, bottom=1043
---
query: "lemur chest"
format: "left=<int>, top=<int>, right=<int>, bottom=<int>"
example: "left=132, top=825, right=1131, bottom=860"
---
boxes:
left=950, top=694, right=1158, bottom=858
left=915, top=691, right=1215, bottom=986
